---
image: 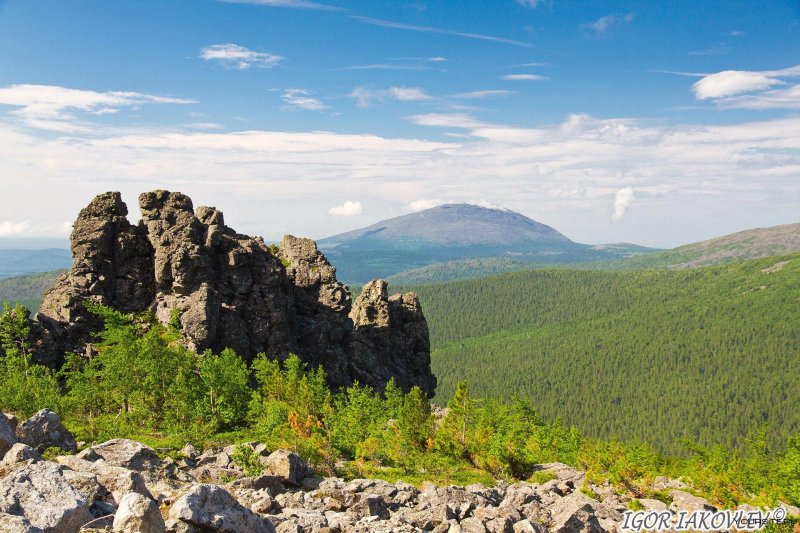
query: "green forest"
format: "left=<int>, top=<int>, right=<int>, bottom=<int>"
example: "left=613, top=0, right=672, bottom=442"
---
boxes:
left=1, top=302, right=799, bottom=509
left=398, top=254, right=800, bottom=454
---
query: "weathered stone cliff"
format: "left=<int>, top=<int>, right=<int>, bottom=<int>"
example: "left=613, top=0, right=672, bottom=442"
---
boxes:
left=34, top=190, right=436, bottom=395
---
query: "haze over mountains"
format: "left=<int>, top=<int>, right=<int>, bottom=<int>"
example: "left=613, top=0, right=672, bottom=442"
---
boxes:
left=319, top=204, right=655, bottom=283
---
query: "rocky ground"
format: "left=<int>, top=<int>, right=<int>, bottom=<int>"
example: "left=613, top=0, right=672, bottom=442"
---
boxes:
left=1, top=409, right=795, bottom=533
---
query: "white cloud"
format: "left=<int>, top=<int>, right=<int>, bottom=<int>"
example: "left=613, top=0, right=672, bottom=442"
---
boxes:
left=328, top=201, right=363, bottom=217
left=611, top=187, right=635, bottom=221
left=0, top=84, right=194, bottom=132
left=219, top=0, right=341, bottom=10
left=408, top=113, right=491, bottom=129
left=582, top=13, right=634, bottom=35
left=388, top=87, right=431, bottom=101
left=452, top=90, right=513, bottom=99
left=0, top=220, right=72, bottom=237
left=200, top=44, right=282, bottom=69
left=502, top=74, right=548, bottom=81
left=351, top=16, right=530, bottom=47
left=516, top=0, right=550, bottom=7
left=0, top=85, right=799, bottom=246
left=282, top=89, right=325, bottom=110
left=349, top=86, right=431, bottom=107
left=406, top=199, right=443, bottom=212
left=691, top=65, right=800, bottom=109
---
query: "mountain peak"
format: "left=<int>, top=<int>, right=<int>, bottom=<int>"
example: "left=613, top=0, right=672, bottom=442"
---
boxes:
left=321, top=203, right=570, bottom=248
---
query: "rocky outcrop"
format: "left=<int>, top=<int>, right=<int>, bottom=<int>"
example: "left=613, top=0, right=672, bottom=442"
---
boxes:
left=34, top=190, right=436, bottom=395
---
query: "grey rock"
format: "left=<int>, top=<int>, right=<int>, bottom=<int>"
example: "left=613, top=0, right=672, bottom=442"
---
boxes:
left=79, top=439, right=162, bottom=472
left=265, top=450, right=312, bottom=486
left=0, top=443, right=40, bottom=466
left=113, top=492, right=166, bottom=533
left=0, top=461, right=93, bottom=533
left=0, top=513, right=42, bottom=533
left=459, top=516, right=488, bottom=533
left=548, top=492, right=621, bottom=533
left=348, top=495, right=391, bottom=520
left=15, top=409, right=77, bottom=453
left=168, top=483, right=275, bottom=533
left=668, top=490, right=716, bottom=514
left=57, top=455, right=153, bottom=505
left=0, top=414, right=16, bottom=461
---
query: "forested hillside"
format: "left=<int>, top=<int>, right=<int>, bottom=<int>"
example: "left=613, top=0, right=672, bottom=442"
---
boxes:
left=401, top=255, right=800, bottom=454
left=0, top=270, right=62, bottom=311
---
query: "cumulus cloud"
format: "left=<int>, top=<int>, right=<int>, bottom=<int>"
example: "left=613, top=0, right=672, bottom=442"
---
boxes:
left=611, top=187, right=635, bottom=222
left=349, top=86, right=431, bottom=107
left=282, top=89, right=325, bottom=110
left=582, top=13, right=634, bottom=35
left=328, top=201, right=363, bottom=217
left=0, top=84, right=194, bottom=132
left=200, top=44, right=282, bottom=69
left=502, top=74, right=548, bottom=81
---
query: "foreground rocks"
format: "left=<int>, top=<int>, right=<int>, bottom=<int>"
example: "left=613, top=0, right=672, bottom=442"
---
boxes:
left=31, top=190, right=436, bottom=395
left=0, top=426, right=736, bottom=533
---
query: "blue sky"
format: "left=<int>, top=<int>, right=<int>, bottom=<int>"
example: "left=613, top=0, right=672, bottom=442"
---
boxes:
left=0, top=0, right=798, bottom=247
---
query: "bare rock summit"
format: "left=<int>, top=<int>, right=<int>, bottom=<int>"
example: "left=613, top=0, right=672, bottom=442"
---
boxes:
left=34, top=190, right=436, bottom=395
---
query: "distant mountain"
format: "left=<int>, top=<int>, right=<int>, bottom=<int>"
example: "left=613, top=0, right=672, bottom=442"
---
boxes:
left=319, top=204, right=657, bottom=283
left=0, top=249, right=71, bottom=280
left=591, top=222, right=800, bottom=271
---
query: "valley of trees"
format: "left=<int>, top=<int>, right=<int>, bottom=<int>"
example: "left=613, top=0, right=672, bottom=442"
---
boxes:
left=399, top=254, right=800, bottom=454
left=1, top=301, right=799, bottom=509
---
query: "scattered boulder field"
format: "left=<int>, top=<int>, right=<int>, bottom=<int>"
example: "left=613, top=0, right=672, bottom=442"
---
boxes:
left=2, top=410, right=793, bottom=533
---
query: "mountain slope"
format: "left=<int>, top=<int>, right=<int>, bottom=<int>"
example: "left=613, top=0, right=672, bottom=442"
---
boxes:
left=0, top=270, right=64, bottom=311
left=320, top=204, right=656, bottom=283
left=590, top=222, right=800, bottom=271
left=399, top=254, right=800, bottom=453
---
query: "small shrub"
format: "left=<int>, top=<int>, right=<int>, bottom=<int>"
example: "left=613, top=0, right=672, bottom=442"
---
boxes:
left=232, top=444, right=263, bottom=478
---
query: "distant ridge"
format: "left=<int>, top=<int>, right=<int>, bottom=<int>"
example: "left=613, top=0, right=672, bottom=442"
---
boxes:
left=592, top=222, right=800, bottom=271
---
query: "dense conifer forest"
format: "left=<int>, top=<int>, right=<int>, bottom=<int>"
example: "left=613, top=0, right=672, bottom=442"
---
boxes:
left=400, top=254, right=800, bottom=454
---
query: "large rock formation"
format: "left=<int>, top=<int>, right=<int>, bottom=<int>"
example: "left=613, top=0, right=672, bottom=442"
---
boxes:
left=34, top=190, right=436, bottom=395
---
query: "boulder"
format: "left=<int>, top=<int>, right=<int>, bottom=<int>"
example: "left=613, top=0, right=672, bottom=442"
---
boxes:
left=0, top=442, right=39, bottom=466
left=0, top=414, right=16, bottom=461
left=668, top=490, right=716, bottom=514
left=78, top=439, right=162, bottom=472
left=264, top=450, right=312, bottom=486
left=0, top=513, right=41, bottom=533
left=112, top=492, right=165, bottom=533
left=347, top=495, right=390, bottom=520
left=548, top=492, right=621, bottom=533
left=15, top=409, right=76, bottom=453
left=57, top=455, right=153, bottom=505
left=0, top=461, right=92, bottom=533
left=168, top=483, right=275, bottom=532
